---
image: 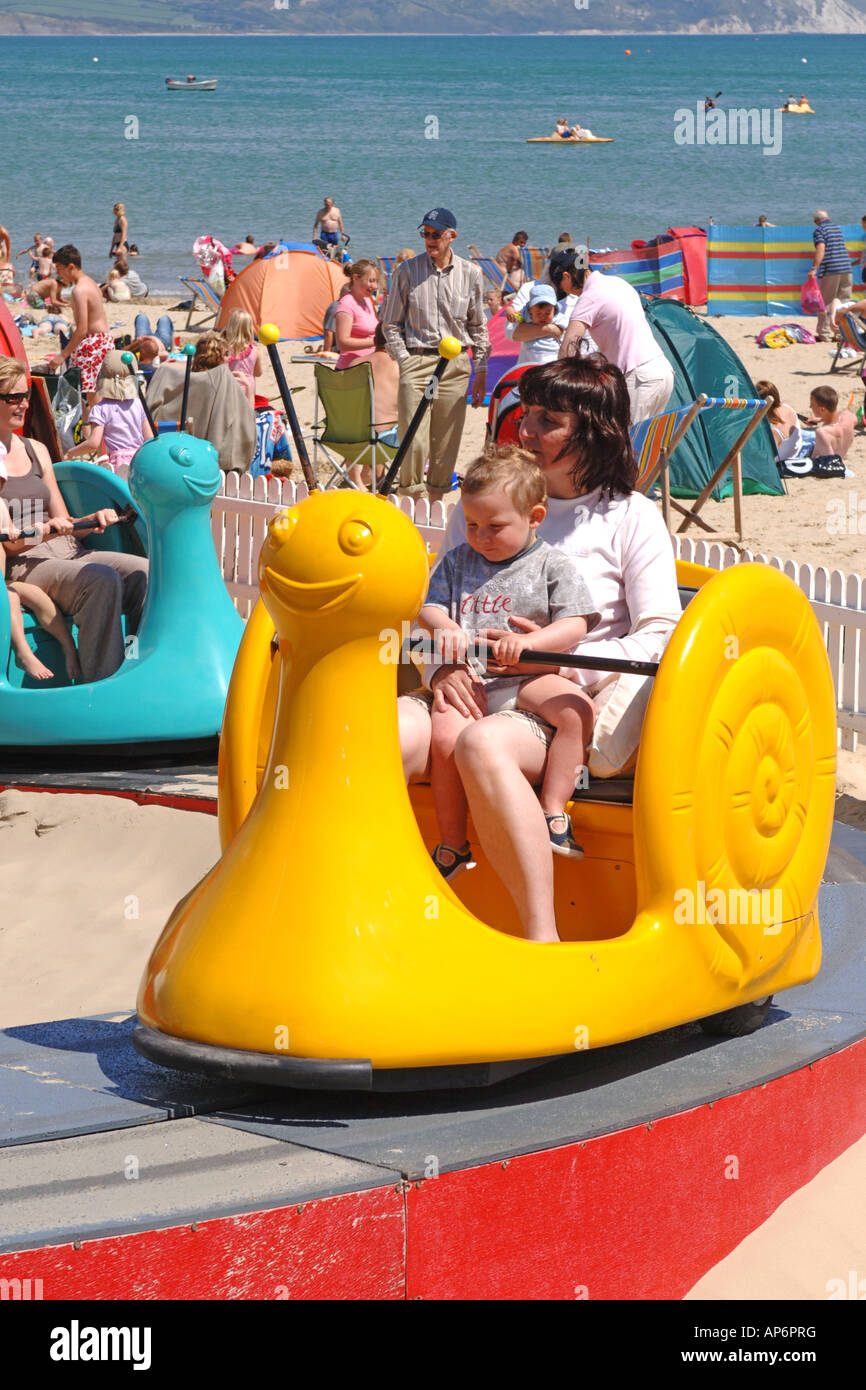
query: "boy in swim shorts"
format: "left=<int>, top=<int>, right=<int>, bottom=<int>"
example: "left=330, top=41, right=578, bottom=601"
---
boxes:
left=418, top=446, right=598, bottom=880
left=51, top=244, right=115, bottom=411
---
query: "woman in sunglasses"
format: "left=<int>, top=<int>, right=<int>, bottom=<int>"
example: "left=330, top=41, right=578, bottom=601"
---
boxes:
left=399, top=355, right=681, bottom=942
left=0, top=356, right=148, bottom=683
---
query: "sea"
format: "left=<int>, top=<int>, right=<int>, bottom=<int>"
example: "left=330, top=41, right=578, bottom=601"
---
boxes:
left=0, top=33, right=862, bottom=294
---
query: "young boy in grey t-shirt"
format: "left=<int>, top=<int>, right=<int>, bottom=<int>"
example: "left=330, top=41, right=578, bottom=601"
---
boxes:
left=418, top=447, right=598, bottom=881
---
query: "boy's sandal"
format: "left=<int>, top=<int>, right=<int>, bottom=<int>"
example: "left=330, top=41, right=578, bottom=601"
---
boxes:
left=545, top=812, right=584, bottom=859
left=432, top=841, right=476, bottom=882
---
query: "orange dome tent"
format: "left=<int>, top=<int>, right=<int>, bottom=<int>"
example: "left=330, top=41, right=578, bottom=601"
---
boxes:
left=216, top=243, right=347, bottom=341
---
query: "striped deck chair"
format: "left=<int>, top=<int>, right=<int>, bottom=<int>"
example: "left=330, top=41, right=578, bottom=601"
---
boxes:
left=377, top=256, right=397, bottom=295
left=468, top=247, right=509, bottom=292
left=633, top=395, right=773, bottom=543
left=519, top=246, right=550, bottom=281
left=830, top=312, right=866, bottom=374
left=631, top=399, right=705, bottom=498
left=178, top=276, right=222, bottom=331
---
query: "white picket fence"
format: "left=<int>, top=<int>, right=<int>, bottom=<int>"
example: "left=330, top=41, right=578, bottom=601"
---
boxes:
left=208, top=475, right=865, bottom=752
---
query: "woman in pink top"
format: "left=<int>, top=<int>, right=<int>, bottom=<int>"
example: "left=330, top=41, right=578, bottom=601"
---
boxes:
left=334, top=260, right=380, bottom=370
left=399, top=357, right=681, bottom=943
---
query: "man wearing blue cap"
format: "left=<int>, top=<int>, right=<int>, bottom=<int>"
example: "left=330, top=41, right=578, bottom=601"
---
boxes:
left=382, top=208, right=489, bottom=500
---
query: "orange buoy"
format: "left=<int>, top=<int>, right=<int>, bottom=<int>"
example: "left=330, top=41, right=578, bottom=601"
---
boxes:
left=625, top=49, right=632, bottom=55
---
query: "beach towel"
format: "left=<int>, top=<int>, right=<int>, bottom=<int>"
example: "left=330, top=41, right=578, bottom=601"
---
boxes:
left=779, top=452, right=846, bottom=479
left=756, top=323, right=817, bottom=347
left=250, top=408, right=292, bottom=477
left=147, top=361, right=255, bottom=472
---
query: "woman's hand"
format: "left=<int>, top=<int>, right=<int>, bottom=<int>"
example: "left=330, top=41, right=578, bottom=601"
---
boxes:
left=44, top=514, right=74, bottom=537
left=430, top=664, right=488, bottom=719
left=92, top=509, right=119, bottom=531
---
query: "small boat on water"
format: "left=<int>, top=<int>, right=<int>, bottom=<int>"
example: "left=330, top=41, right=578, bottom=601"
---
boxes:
left=527, top=134, right=613, bottom=144
left=166, top=75, right=218, bottom=91
left=779, top=101, right=814, bottom=114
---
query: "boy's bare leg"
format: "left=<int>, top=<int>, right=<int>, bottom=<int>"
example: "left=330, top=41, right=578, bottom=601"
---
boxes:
left=5, top=586, right=56, bottom=680
left=516, top=675, right=594, bottom=814
left=430, top=704, right=475, bottom=848
left=9, top=581, right=81, bottom=681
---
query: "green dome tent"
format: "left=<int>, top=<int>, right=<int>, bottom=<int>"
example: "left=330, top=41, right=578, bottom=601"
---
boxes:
left=642, top=297, right=783, bottom=499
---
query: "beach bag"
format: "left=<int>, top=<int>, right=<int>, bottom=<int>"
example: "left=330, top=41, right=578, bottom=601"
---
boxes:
left=800, top=275, right=825, bottom=315
left=52, top=373, right=83, bottom=453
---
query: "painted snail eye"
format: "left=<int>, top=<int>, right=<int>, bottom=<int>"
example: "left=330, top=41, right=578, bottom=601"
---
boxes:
left=169, top=445, right=192, bottom=467
left=338, top=519, right=375, bottom=556
left=270, top=511, right=297, bottom=545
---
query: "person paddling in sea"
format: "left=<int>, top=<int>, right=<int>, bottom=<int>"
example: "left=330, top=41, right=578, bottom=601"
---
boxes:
left=313, top=197, right=346, bottom=257
left=51, top=245, right=115, bottom=416
left=109, top=202, right=128, bottom=263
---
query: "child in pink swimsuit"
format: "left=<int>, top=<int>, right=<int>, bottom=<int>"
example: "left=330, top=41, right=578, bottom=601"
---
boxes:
left=224, top=310, right=262, bottom=405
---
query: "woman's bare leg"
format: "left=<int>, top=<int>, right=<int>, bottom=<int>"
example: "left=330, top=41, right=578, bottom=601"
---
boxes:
left=455, top=715, right=559, bottom=943
left=397, top=694, right=433, bottom=784
left=516, top=675, right=594, bottom=815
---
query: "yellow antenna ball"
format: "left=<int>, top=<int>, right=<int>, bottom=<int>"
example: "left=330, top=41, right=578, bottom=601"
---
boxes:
left=438, top=336, right=462, bottom=360
left=259, top=323, right=280, bottom=347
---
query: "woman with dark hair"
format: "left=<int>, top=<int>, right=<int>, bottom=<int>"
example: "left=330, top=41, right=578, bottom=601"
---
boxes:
left=399, top=355, right=681, bottom=942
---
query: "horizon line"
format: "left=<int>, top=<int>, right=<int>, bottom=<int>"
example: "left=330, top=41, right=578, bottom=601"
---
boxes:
left=1, top=29, right=865, bottom=38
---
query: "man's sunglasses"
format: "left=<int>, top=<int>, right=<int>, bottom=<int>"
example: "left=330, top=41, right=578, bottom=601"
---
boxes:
left=0, top=390, right=31, bottom=404
left=421, top=228, right=446, bottom=240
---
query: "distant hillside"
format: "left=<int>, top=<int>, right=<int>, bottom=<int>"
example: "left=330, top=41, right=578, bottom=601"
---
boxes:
left=2, top=0, right=866, bottom=34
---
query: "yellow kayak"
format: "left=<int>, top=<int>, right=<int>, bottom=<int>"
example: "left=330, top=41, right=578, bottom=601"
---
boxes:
left=527, top=134, right=613, bottom=143
left=779, top=103, right=814, bottom=113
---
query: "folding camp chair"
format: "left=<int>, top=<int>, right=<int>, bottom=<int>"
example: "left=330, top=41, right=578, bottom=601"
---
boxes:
left=634, top=395, right=773, bottom=544
left=311, top=360, right=399, bottom=491
left=178, top=276, right=222, bottom=331
left=830, top=313, right=866, bottom=374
